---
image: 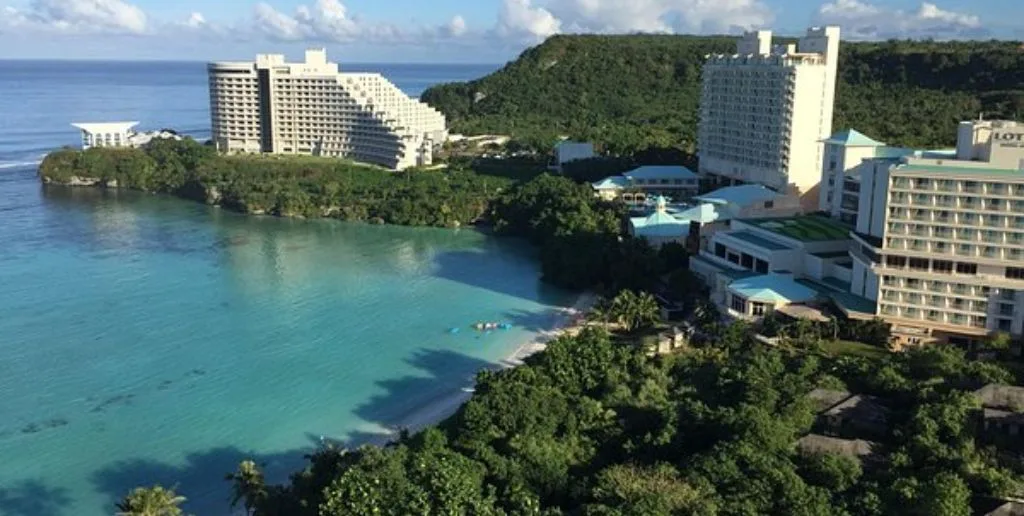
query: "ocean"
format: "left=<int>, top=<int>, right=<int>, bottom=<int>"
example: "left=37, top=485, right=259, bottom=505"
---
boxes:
left=0, top=61, right=574, bottom=515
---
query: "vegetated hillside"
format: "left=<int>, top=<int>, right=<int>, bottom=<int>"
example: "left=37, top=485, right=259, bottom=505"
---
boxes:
left=422, top=35, right=1024, bottom=152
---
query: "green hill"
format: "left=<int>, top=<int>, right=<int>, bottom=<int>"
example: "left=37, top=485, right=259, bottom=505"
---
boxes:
left=422, top=35, right=1024, bottom=153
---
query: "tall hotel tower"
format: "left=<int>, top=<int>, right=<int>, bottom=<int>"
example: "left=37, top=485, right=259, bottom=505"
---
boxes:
left=698, top=26, right=840, bottom=203
left=207, top=49, right=447, bottom=170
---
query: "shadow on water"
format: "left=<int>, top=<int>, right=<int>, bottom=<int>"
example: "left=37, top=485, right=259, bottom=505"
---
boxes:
left=431, top=247, right=557, bottom=302
left=347, top=348, right=495, bottom=443
left=77, top=347, right=505, bottom=516
left=89, top=446, right=309, bottom=516
left=0, top=479, right=70, bottom=516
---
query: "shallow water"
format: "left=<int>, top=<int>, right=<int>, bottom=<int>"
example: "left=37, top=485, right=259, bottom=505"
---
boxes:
left=0, top=60, right=571, bottom=516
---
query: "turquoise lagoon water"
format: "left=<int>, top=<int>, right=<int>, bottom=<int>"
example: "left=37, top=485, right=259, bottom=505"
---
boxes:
left=0, top=182, right=573, bottom=515
left=0, top=60, right=569, bottom=515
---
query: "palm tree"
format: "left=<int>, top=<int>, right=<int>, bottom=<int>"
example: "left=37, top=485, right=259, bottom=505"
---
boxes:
left=226, top=460, right=268, bottom=516
left=115, top=485, right=186, bottom=516
left=608, top=290, right=660, bottom=332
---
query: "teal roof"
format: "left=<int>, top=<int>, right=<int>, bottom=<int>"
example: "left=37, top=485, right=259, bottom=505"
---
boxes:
left=741, top=215, right=852, bottom=243
left=795, top=278, right=876, bottom=316
left=591, top=176, right=628, bottom=190
left=822, top=129, right=886, bottom=147
left=729, top=274, right=818, bottom=304
left=724, top=230, right=793, bottom=251
left=676, top=203, right=723, bottom=224
left=696, top=184, right=777, bottom=207
left=624, top=165, right=697, bottom=181
left=895, top=163, right=1024, bottom=178
left=630, top=210, right=690, bottom=237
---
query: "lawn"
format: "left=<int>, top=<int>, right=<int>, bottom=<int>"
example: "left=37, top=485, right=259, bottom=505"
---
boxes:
left=748, top=215, right=852, bottom=242
left=820, top=339, right=889, bottom=359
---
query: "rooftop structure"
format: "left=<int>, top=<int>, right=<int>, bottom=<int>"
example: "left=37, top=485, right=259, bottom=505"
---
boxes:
left=629, top=196, right=692, bottom=246
left=975, top=384, right=1024, bottom=411
left=698, top=26, right=840, bottom=203
left=689, top=214, right=854, bottom=319
left=744, top=214, right=852, bottom=242
left=207, top=49, right=446, bottom=170
left=72, top=122, right=139, bottom=149
left=550, top=140, right=594, bottom=172
left=591, top=165, right=698, bottom=204
left=796, top=434, right=877, bottom=460
left=842, top=119, right=1024, bottom=346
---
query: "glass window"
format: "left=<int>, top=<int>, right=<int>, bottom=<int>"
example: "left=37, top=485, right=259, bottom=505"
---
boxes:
left=751, top=303, right=766, bottom=316
left=1007, top=267, right=1024, bottom=280
left=731, top=295, right=746, bottom=313
left=933, top=260, right=953, bottom=273
left=956, top=263, right=978, bottom=275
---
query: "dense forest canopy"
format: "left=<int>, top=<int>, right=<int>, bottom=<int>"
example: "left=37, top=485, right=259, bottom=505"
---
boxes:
left=421, top=35, right=1024, bottom=152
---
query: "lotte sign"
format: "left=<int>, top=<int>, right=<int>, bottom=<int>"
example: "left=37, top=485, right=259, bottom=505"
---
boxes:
left=994, top=131, right=1024, bottom=149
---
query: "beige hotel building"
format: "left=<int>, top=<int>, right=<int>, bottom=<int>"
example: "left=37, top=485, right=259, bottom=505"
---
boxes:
left=698, top=26, right=840, bottom=205
left=845, top=120, right=1024, bottom=346
left=207, top=49, right=447, bottom=170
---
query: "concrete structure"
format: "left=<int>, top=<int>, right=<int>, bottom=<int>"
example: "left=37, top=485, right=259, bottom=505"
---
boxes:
left=975, top=384, right=1024, bottom=443
left=72, top=123, right=184, bottom=150
left=846, top=119, right=1024, bottom=346
left=689, top=214, right=855, bottom=318
left=72, top=122, right=139, bottom=149
left=698, top=26, right=840, bottom=203
left=208, top=49, right=446, bottom=170
left=550, top=140, right=594, bottom=172
left=591, top=165, right=698, bottom=203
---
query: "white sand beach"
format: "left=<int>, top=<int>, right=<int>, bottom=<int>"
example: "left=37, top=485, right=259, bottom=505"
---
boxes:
left=377, top=291, right=599, bottom=442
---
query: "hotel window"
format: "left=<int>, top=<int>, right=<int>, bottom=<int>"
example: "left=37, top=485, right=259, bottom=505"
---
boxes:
left=956, top=263, right=978, bottom=275
left=909, top=258, right=929, bottom=271
left=933, top=260, right=954, bottom=273
left=1007, top=268, right=1024, bottom=280
left=998, top=319, right=1013, bottom=332
left=731, top=295, right=747, bottom=313
left=907, top=278, right=922, bottom=290
left=886, top=255, right=907, bottom=268
left=934, top=242, right=950, bottom=254
left=957, top=244, right=974, bottom=256
left=927, top=310, right=942, bottom=321
left=715, top=243, right=726, bottom=258
left=741, top=253, right=754, bottom=269
left=751, top=302, right=767, bottom=316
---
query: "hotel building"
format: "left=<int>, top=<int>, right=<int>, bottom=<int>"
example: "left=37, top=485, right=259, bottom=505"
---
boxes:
left=698, top=26, right=840, bottom=203
left=847, top=120, right=1024, bottom=346
left=207, top=49, right=447, bottom=170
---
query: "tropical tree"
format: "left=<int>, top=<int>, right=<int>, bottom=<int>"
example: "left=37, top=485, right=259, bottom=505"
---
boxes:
left=115, top=485, right=186, bottom=516
left=608, top=290, right=660, bottom=332
left=227, top=460, right=268, bottom=516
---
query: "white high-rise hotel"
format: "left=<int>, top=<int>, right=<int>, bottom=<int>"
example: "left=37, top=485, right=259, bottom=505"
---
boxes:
left=207, top=49, right=447, bottom=170
left=698, top=27, right=840, bottom=202
left=842, top=120, right=1024, bottom=346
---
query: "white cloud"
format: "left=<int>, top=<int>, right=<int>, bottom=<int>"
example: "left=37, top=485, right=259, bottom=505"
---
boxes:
left=544, top=0, right=772, bottom=34
left=496, top=0, right=561, bottom=41
left=184, top=12, right=206, bottom=29
left=818, top=0, right=985, bottom=39
left=447, top=15, right=467, bottom=37
left=7, top=0, right=148, bottom=34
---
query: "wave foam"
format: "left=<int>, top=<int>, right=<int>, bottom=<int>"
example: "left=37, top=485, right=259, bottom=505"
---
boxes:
left=0, top=160, right=43, bottom=170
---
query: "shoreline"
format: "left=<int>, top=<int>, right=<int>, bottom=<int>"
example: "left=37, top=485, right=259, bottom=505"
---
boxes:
left=368, top=291, right=599, bottom=444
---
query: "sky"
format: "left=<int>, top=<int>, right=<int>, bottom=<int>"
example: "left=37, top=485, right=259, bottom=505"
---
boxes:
left=0, top=0, right=1021, bottom=63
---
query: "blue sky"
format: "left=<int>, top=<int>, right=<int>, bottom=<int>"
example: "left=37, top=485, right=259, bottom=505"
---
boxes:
left=0, top=0, right=1020, bottom=62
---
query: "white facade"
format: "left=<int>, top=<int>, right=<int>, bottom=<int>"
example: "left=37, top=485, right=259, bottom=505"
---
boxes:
left=849, top=120, right=1024, bottom=345
left=72, top=122, right=139, bottom=149
left=208, top=49, right=447, bottom=170
left=698, top=26, right=840, bottom=201
left=551, top=140, right=595, bottom=171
